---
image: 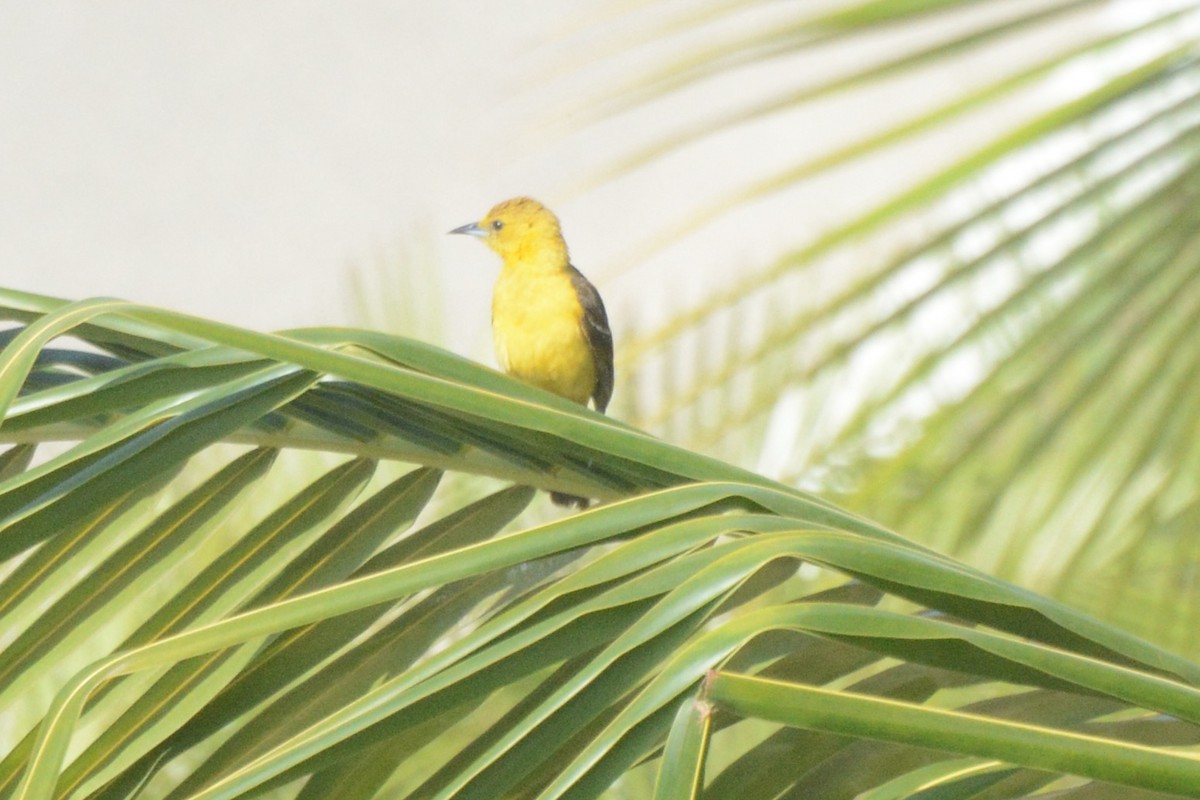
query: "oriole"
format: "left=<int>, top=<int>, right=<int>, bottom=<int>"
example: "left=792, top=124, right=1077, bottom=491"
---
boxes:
left=451, top=196, right=613, bottom=507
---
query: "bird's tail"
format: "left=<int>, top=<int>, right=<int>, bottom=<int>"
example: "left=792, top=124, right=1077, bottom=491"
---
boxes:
left=550, top=491, right=590, bottom=509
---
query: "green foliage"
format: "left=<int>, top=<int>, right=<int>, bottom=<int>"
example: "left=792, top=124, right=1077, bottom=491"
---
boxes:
left=598, top=0, right=1200, bottom=658
left=0, top=289, right=1197, bottom=800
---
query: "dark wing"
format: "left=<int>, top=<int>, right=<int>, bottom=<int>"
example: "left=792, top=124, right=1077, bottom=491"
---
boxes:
left=569, top=265, right=614, bottom=413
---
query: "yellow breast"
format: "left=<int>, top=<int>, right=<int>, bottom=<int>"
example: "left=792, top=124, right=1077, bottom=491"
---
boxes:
left=492, top=267, right=596, bottom=407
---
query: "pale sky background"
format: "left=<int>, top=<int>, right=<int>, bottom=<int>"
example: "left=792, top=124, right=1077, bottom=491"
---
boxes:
left=0, top=1, right=1159, bottom=366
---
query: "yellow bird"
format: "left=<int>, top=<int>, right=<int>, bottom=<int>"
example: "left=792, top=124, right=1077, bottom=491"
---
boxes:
left=450, top=196, right=613, bottom=507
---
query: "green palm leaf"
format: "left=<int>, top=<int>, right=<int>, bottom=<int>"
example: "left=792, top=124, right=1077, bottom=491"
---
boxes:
left=579, top=1, right=1200, bottom=660
left=0, top=289, right=1197, bottom=799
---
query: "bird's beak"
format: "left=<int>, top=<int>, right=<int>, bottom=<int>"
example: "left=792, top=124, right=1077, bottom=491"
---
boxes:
left=449, top=221, right=487, bottom=238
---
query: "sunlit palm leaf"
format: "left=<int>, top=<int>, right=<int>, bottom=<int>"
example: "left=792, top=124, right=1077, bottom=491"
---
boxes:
left=587, top=0, right=1200, bottom=656
left=0, top=290, right=1198, bottom=799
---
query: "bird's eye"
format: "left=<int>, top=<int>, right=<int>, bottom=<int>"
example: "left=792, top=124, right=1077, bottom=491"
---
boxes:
left=491, top=220, right=504, bottom=231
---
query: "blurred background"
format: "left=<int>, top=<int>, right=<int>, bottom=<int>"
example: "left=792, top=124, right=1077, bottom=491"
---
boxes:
left=5, top=0, right=1200, bottom=656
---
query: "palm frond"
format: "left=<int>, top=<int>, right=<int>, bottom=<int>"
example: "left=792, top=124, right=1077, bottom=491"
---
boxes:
left=580, top=1, right=1200, bottom=655
left=0, top=290, right=1198, bottom=799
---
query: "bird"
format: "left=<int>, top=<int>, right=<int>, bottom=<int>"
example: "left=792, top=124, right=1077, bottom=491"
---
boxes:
left=450, top=196, right=613, bottom=508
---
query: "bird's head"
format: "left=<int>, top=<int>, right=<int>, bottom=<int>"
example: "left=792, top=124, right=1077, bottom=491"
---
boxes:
left=449, top=196, right=567, bottom=263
